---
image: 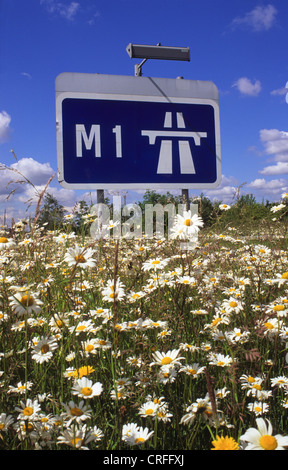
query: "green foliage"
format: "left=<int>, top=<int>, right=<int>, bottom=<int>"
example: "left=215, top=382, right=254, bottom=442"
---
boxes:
left=36, top=193, right=67, bottom=230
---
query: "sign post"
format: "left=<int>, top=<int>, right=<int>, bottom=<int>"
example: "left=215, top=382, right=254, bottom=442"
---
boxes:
left=55, top=73, right=221, bottom=192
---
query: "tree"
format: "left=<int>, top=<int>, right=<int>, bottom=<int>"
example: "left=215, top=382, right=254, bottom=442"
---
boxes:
left=37, top=193, right=66, bottom=230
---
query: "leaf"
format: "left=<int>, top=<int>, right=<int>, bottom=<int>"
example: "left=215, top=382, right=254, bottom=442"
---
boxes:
left=245, top=348, right=261, bottom=362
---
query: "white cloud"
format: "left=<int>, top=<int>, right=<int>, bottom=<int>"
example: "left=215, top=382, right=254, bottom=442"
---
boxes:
left=232, top=77, right=262, bottom=96
left=0, top=157, right=55, bottom=197
left=231, top=4, right=278, bottom=32
left=259, top=162, right=288, bottom=176
left=248, top=177, right=287, bottom=190
left=257, top=129, right=288, bottom=176
left=0, top=111, right=12, bottom=143
left=40, top=0, right=80, bottom=20
left=11, top=157, right=55, bottom=186
left=21, top=72, right=32, bottom=80
left=260, top=129, right=288, bottom=161
left=203, top=175, right=239, bottom=203
left=270, top=86, right=287, bottom=96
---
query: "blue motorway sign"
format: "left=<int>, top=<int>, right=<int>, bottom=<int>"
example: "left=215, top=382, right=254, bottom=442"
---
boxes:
left=56, top=73, right=221, bottom=190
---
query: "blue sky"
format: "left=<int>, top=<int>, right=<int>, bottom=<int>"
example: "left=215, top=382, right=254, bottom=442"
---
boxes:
left=0, top=0, right=288, bottom=223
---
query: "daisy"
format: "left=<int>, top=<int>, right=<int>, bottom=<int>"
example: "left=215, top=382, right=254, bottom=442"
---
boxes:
left=263, top=317, right=282, bottom=338
left=110, top=386, right=130, bottom=401
left=221, top=297, right=243, bottom=314
left=0, top=236, right=16, bottom=250
left=71, top=377, right=103, bottom=399
left=85, top=425, right=104, bottom=444
left=31, top=336, right=58, bottom=364
left=271, top=271, right=288, bottom=287
left=270, top=204, right=285, bottom=213
left=15, top=399, right=42, bottom=421
left=158, top=364, right=178, bottom=384
left=225, top=328, right=250, bottom=344
left=61, top=400, right=92, bottom=426
left=208, top=353, right=233, bottom=367
left=94, top=338, right=112, bottom=350
left=270, top=376, right=288, bottom=390
left=63, top=213, right=75, bottom=222
left=127, top=290, right=146, bottom=302
left=219, top=204, right=231, bottom=211
left=69, top=319, right=95, bottom=336
left=239, top=374, right=263, bottom=390
left=64, top=244, right=97, bottom=269
left=101, top=278, right=125, bottom=302
left=138, top=401, right=159, bottom=418
left=150, top=349, right=184, bottom=367
left=247, top=401, right=269, bottom=416
left=81, top=338, right=99, bottom=356
left=170, top=210, right=204, bottom=240
left=57, top=424, right=90, bottom=449
left=122, top=424, right=154, bottom=446
left=240, top=418, right=288, bottom=450
left=0, top=413, right=14, bottom=431
left=155, top=404, right=173, bottom=423
left=180, top=398, right=215, bottom=426
left=214, top=387, right=230, bottom=400
left=179, top=363, right=206, bottom=378
left=177, top=275, right=196, bottom=286
left=122, top=422, right=140, bottom=440
left=49, top=314, right=69, bottom=333
left=8, top=381, right=33, bottom=395
left=142, top=257, right=169, bottom=272
left=9, top=290, right=43, bottom=316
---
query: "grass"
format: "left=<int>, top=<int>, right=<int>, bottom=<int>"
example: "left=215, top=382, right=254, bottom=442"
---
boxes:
left=1, top=213, right=288, bottom=450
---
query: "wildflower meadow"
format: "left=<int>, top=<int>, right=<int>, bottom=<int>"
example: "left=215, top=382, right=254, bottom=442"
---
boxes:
left=2, top=188, right=288, bottom=451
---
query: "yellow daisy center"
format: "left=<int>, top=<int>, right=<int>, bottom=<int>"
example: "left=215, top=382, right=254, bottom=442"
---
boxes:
left=259, top=435, right=277, bottom=450
left=152, top=260, right=160, bottom=265
left=184, top=219, right=191, bottom=226
left=20, top=295, right=34, bottom=307
left=76, top=325, right=87, bottom=331
left=229, top=301, right=238, bottom=308
left=23, top=406, right=34, bottom=416
left=145, top=409, right=154, bottom=415
left=81, top=387, right=93, bottom=396
left=252, top=384, right=262, bottom=390
left=71, top=437, right=83, bottom=447
left=281, top=272, right=288, bottom=279
left=264, top=322, right=274, bottom=330
left=75, top=254, right=86, bottom=263
left=135, top=437, right=145, bottom=444
left=161, top=357, right=172, bottom=365
left=273, top=305, right=285, bottom=311
left=0, top=237, right=8, bottom=243
left=41, top=344, right=50, bottom=354
left=70, top=407, right=83, bottom=417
